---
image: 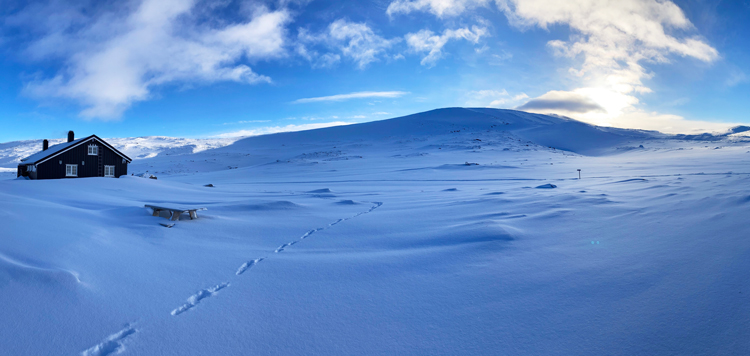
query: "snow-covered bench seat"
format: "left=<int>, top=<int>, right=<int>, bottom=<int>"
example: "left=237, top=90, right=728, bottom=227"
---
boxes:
left=145, top=204, right=207, bottom=221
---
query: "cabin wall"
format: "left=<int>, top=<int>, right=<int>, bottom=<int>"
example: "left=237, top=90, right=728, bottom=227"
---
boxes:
left=102, top=145, right=129, bottom=177
left=34, top=138, right=128, bottom=179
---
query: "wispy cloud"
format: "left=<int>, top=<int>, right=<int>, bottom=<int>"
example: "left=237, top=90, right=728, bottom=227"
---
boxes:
left=292, top=91, right=409, bottom=103
left=726, top=69, right=748, bottom=87
left=664, top=97, right=690, bottom=107
left=223, top=120, right=272, bottom=125
left=297, top=19, right=400, bottom=69
left=465, top=89, right=528, bottom=108
left=405, top=26, right=487, bottom=66
left=489, top=51, right=513, bottom=65
left=213, top=122, right=352, bottom=138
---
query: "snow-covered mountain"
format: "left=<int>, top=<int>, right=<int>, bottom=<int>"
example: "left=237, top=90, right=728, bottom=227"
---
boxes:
left=126, top=108, right=669, bottom=176
left=2, top=108, right=749, bottom=355
left=0, top=136, right=239, bottom=169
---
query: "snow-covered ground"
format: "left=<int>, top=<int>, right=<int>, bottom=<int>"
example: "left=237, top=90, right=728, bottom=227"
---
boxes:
left=1, top=108, right=748, bottom=355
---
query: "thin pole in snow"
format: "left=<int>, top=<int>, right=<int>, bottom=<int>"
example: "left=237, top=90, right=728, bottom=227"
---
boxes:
left=577, top=169, right=581, bottom=179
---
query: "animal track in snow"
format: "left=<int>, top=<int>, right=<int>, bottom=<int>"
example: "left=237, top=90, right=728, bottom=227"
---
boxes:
left=273, top=202, right=382, bottom=254
left=81, top=324, right=137, bottom=356
left=171, top=283, right=229, bottom=316
left=236, top=258, right=264, bottom=275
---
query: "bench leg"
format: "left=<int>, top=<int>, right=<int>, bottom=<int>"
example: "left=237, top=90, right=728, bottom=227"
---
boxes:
left=171, top=212, right=182, bottom=221
left=189, top=211, right=197, bottom=219
left=152, top=209, right=160, bottom=217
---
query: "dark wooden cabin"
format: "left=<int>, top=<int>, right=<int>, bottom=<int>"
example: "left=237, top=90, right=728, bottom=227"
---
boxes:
left=17, top=131, right=132, bottom=180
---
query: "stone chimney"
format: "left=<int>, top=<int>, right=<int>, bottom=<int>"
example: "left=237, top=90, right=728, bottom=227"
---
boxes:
left=43, top=139, right=49, bottom=151
left=67, top=130, right=74, bottom=143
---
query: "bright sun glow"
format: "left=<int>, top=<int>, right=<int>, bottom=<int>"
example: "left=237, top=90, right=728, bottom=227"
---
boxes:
left=573, top=87, right=639, bottom=126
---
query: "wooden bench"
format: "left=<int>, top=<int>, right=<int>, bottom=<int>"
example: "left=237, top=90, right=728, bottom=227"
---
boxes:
left=145, top=205, right=207, bottom=221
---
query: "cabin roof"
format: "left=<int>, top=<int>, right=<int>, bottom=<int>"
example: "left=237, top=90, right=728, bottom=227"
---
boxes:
left=19, top=135, right=132, bottom=165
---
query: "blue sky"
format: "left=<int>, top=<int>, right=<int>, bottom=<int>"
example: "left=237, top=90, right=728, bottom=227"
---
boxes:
left=0, top=0, right=748, bottom=142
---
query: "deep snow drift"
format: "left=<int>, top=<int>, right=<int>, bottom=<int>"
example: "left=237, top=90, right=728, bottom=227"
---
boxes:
left=1, top=108, right=748, bottom=355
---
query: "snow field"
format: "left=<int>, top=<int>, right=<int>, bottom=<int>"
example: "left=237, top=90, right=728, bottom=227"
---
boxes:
left=1, top=108, right=749, bottom=355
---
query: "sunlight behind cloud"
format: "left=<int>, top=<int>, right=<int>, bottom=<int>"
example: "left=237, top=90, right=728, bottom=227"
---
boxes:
left=389, top=0, right=722, bottom=133
left=518, top=88, right=734, bottom=133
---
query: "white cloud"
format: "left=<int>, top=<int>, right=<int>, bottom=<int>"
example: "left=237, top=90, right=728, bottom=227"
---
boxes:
left=496, top=0, right=719, bottom=94
left=298, top=19, right=399, bottom=69
left=292, top=91, right=409, bottom=103
left=329, top=20, right=399, bottom=68
left=213, top=121, right=352, bottom=138
left=19, top=0, right=291, bottom=119
left=405, top=26, right=487, bottom=66
left=387, top=0, right=490, bottom=18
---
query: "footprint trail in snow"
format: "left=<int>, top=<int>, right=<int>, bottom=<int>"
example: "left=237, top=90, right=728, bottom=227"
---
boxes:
left=273, top=202, right=382, bottom=254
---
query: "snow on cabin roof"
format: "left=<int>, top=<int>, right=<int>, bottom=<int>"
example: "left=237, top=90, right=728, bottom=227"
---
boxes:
left=18, top=135, right=132, bottom=165
left=19, top=137, right=87, bottom=164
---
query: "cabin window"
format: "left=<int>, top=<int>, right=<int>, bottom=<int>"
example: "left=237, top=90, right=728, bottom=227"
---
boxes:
left=104, top=165, right=115, bottom=177
left=88, top=144, right=98, bottom=155
left=66, top=164, right=78, bottom=177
